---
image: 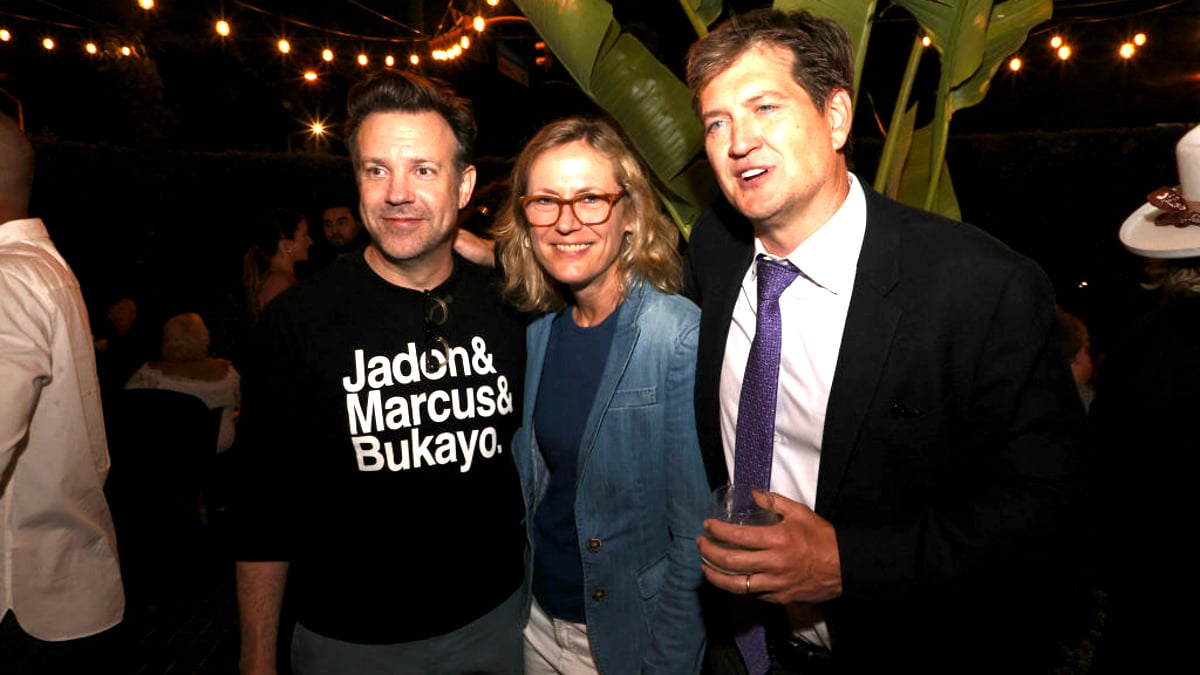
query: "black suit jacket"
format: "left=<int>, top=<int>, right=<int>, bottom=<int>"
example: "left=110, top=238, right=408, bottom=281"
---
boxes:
left=686, top=185, right=1090, bottom=673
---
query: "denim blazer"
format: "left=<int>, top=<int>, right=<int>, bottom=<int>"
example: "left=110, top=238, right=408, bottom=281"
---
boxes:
left=513, top=281, right=708, bottom=674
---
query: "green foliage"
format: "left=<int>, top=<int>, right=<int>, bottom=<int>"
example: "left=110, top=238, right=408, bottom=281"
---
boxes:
left=511, top=0, right=1049, bottom=232
left=891, top=0, right=1051, bottom=210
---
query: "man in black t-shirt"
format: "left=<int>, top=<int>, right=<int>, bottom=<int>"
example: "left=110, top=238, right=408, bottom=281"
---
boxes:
left=233, top=71, right=527, bottom=675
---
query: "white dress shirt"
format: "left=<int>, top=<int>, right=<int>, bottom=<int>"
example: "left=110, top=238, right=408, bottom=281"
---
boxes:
left=0, top=218, right=125, bottom=640
left=718, top=174, right=867, bottom=646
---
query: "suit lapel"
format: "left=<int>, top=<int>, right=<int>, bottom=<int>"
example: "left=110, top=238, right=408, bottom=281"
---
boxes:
left=816, top=190, right=903, bottom=515
left=693, top=205, right=756, bottom=488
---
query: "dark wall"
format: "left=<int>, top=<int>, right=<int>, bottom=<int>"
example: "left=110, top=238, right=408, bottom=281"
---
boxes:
left=857, top=125, right=1185, bottom=353
left=29, top=124, right=1187, bottom=362
left=30, top=143, right=358, bottom=361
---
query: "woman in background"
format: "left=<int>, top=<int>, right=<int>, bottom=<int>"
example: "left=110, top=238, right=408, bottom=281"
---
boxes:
left=494, top=116, right=708, bottom=674
left=242, top=208, right=312, bottom=320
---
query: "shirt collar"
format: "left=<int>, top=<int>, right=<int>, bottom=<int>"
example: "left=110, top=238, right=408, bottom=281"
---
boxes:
left=0, top=218, right=49, bottom=246
left=753, top=173, right=866, bottom=296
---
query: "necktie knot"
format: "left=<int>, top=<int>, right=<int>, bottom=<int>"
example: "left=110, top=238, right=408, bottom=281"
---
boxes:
left=756, top=255, right=801, bottom=305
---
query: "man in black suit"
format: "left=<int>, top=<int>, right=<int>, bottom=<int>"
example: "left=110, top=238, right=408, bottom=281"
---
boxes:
left=684, top=10, right=1089, bottom=674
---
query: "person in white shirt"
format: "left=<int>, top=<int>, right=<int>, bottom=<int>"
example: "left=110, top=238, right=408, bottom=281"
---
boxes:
left=125, top=312, right=241, bottom=453
left=0, top=113, right=127, bottom=673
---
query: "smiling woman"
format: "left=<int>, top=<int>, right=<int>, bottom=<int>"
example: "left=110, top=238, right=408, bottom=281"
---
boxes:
left=493, top=116, right=709, bottom=674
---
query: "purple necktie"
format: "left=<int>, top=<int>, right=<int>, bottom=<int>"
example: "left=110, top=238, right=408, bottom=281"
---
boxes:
left=733, top=254, right=800, bottom=675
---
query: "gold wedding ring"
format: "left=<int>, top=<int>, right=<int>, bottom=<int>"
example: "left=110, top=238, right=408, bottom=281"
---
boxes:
left=745, top=574, right=753, bottom=594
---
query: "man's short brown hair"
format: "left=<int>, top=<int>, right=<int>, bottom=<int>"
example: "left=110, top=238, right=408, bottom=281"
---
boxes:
left=686, top=8, right=855, bottom=114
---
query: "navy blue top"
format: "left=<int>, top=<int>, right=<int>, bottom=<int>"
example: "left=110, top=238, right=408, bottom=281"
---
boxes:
left=531, top=305, right=618, bottom=622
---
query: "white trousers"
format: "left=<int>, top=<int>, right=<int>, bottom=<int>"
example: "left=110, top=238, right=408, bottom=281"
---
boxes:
left=523, top=597, right=600, bottom=675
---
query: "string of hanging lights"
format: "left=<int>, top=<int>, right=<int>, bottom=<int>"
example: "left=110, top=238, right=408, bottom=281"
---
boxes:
left=0, top=0, right=510, bottom=71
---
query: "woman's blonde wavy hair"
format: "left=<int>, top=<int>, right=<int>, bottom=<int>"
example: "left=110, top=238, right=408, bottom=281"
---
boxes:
left=493, top=116, right=683, bottom=313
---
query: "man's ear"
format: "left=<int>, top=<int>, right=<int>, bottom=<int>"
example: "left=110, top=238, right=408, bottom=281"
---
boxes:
left=827, top=88, right=853, bottom=152
left=458, top=165, right=478, bottom=210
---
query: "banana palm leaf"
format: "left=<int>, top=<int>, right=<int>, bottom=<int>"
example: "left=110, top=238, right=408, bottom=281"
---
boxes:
left=879, top=97, right=919, bottom=199
left=901, top=121, right=962, bottom=220
left=896, top=0, right=991, bottom=87
left=951, top=0, right=1052, bottom=111
left=678, top=0, right=723, bottom=34
left=894, top=0, right=1049, bottom=209
left=774, top=0, right=878, bottom=102
left=874, top=33, right=924, bottom=197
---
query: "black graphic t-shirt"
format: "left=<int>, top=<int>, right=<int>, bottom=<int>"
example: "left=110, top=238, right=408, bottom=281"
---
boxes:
left=233, top=251, right=526, bottom=643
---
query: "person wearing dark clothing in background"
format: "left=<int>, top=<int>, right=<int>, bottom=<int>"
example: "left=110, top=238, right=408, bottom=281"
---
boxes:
left=1089, top=122, right=1200, bottom=675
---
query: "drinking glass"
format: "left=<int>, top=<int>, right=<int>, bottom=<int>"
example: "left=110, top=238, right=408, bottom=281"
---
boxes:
left=708, top=483, right=780, bottom=527
left=702, top=483, right=780, bottom=573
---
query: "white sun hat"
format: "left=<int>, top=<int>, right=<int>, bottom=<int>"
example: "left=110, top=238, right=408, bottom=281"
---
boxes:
left=1119, top=124, right=1200, bottom=259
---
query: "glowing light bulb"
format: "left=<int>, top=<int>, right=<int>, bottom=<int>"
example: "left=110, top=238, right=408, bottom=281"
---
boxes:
left=1133, top=33, right=1147, bottom=46
left=433, top=49, right=446, bottom=61
left=216, top=20, right=231, bottom=37
left=410, top=53, right=420, bottom=65
left=474, top=16, right=485, bottom=32
left=303, top=70, right=318, bottom=81
left=1050, top=35, right=1062, bottom=49
left=0, top=30, right=10, bottom=42
left=460, top=36, right=470, bottom=49
left=121, top=46, right=132, bottom=56
left=487, top=0, right=500, bottom=5
left=139, top=0, right=155, bottom=10
left=322, top=48, right=333, bottom=62
left=278, top=39, right=291, bottom=54
left=1119, top=43, right=1135, bottom=59
left=85, top=42, right=98, bottom=54
left=358, top=53, right=368, bottom=66
left=42, top=37, right=55, bottom=50
left=1057, top=45, right=1071, bottom=60
left=1008, top=57, right=1022, bottom=72
left=921, top=35, right=931, bottom=48
left=451, top=44, right=462, bottom=57
left=311, top=123, right=324, bottom=135
left=385, top=55, right=395, bottom=67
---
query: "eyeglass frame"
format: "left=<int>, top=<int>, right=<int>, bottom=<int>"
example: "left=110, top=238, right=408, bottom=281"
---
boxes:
left=518, top=190, right=628, bottom=227
left=423, top=291, right=451, bottom=370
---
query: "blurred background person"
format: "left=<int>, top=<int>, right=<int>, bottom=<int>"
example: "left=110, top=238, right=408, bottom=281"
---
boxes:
left=304, top=200, right=366, bottom=273
left=320, top=203, right=367, bottom=257
left=1090, top=122, right=1200, bottom=675
left=1055, top=305, right=1095, bottom=411
left=125, top=312, right=241, bottom=454
left=91, top=293, right=154, bottom=408
left=0, top=112, right=127, bottom=674
left=495, top=116, right=708, bottom=674
left=241, top=208, right=311, bottom=323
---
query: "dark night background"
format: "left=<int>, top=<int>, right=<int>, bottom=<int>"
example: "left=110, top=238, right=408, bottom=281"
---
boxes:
left=2, top=0, right=1196, bottom=152
left=0, top=0, right=1197, bottom=356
